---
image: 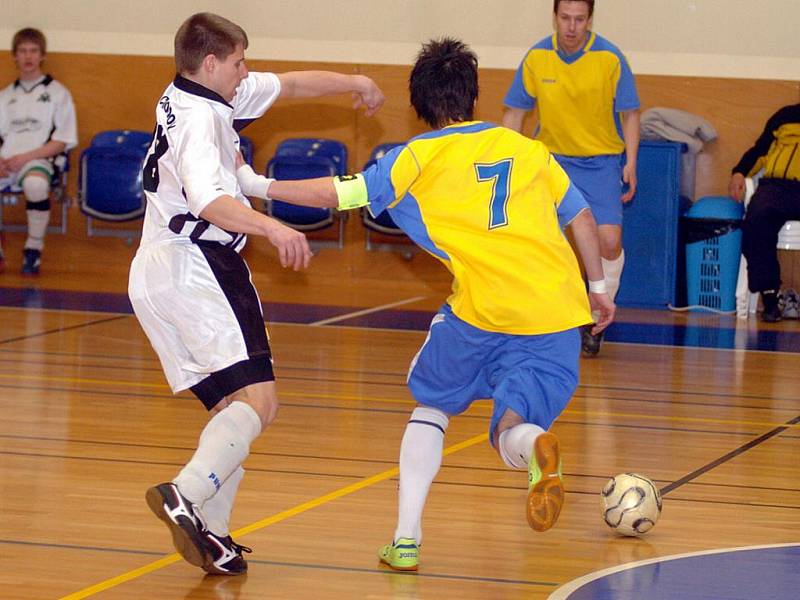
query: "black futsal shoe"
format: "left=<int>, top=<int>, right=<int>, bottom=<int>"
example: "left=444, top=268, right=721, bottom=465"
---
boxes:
left=145, top=482, right=210, bottom=568
left=580, top=325, right=603, bottom=357
left=21, top=248, right=41, bottom=276
left=202, top=531, right=252, bottom=576
left=760, top=291, right=782, bottom=323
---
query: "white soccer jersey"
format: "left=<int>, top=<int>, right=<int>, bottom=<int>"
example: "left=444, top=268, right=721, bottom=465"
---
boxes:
left=0, top=75, right=77, bottom=158
left=139, top=72, right=281, bottom=249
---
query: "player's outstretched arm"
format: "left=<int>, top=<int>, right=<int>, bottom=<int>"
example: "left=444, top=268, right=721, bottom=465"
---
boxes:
left=269, top=174, right=371, bottom=214
left=200, top=194, right=313, bottom=271
left=568, top=208, right=616, bottom=334
left=277, top=71, right=385, bottom=116
left=236, top=160, right=368, bottom=214
left=267, top=177, right=338, bottom=208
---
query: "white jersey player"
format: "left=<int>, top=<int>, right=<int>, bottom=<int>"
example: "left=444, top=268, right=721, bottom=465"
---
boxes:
left=137, top=71, right=281, bottom=249
left=129, top=12, right=384, bottom=576
left=0, top=28, right=77, bottom=275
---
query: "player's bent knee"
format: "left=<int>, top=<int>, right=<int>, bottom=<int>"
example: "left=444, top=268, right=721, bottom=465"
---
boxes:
left=245, top=398, right=278, bottom=430
left=597, top=226, right=622, bottom=259
left=599, top=240, right=622, bottom=260
left=493, top=408, right=524, bottom=446
left=228, top=381, right=279, bottom=429
left=21, top=173, right=51, bottom=204
left=257, top=399, right=279, bottom=428
left=208, top=397, right=231, bottom=416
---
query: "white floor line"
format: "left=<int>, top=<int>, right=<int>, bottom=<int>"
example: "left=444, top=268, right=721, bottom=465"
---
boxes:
left=308, top=295, right=427, bottom=326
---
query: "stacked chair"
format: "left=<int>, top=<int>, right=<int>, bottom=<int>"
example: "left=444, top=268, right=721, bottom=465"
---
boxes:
left=79, top=129, right=151, bottom=242
left=265, top=138, right=348, bottom=249
left=360, top=143, right=415, bottom=257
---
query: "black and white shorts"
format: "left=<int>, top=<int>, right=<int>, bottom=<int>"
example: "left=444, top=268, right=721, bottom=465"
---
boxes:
left=129, top=240, right=274, bottom=409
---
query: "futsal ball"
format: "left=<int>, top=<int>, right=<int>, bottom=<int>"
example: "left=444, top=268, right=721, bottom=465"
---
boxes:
left=600, top=473, right=662, bottom=536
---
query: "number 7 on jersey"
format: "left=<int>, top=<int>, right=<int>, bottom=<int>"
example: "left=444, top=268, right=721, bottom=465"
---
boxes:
left=475, top=159, right=513, bottom=229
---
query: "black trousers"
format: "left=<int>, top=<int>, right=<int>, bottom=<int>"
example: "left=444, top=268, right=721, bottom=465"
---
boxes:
left=742, top=178, right=800, bottom=292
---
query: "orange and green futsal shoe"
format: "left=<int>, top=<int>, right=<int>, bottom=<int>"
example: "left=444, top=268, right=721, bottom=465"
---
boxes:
left=378, top=538, right=419, bottom=571
left=526, top=432, right=564, bottom=531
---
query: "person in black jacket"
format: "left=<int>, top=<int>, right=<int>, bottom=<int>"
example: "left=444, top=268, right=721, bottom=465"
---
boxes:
left=729, top=104, right=800, bottom=322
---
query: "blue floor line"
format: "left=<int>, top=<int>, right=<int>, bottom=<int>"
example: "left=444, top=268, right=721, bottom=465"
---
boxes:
left=2, top=286, right=800, bottom=352
left=604, top=321, right=800, bottom=352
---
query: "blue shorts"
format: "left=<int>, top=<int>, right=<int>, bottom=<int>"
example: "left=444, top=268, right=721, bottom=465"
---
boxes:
left=555, top=154, right=624, bottom=225
left=407, top=304, right=580, bottom=444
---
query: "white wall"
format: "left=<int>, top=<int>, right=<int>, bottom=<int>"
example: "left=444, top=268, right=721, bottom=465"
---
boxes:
left=3, top=0, right=798, bottom=79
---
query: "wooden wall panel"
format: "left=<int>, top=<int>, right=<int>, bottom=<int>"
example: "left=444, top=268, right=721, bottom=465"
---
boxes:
left=1, top=52, right=798, bottom=236
left=1, top=52, right=175, bottom=202
left=637, top=76, right=800, bottom=198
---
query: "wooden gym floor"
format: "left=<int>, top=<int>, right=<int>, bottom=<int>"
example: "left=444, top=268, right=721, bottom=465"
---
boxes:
left=0, top=226, right=798, bottom=600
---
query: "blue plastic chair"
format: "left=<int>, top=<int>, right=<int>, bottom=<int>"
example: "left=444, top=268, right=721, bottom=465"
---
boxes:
left=265, top=138, right=349, bottom=249
left=360, top=143, right=415, bottom=256
left=79, top=130, right=151, bottom=240
left=274, top=138, right=347, bottom=173
left=89, top=130, right=152, bottom=150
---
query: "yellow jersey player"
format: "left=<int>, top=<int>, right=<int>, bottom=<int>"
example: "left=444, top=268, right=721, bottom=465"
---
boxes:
left=503, top=0, right=640, bottom=356
left=242, top=37, right=614, bottom=571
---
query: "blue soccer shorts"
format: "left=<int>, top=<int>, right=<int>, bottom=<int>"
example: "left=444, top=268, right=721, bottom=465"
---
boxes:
left=407, top=304, right=580, bottom=444
left=555, top=154, right=624, bottom=225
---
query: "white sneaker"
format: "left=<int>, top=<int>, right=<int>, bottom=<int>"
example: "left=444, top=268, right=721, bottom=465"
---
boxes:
left=782, top=289, right=800, bottom=319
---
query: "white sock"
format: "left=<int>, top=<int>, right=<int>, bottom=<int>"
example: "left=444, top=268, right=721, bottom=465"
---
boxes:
left=202, top=466, right=245, bottom=537
left=25, top=210, right=50, bottom=251
left=498, top=423, right=545, bottom=469
left=591, top=250, right=624, bottom=322
left=394, top=406, right=449, bottom=545
left=23, top=176, right=50, bottom=251
left=602, top=249, right=625, bottom=301
left=174, top=401, right=262, bottom=505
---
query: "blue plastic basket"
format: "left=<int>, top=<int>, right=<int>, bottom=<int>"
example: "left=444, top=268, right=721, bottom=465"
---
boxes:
left=685, top=196, right=744, bottom=311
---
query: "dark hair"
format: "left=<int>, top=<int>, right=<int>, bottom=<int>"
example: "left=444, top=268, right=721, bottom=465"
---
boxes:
left=12, top=28, right=46, bottom=55
left=553, top=0, right=595, bottom=17
left=409, top=37, right=478, bottom=129
left=174, top=12, right=248, bottom=74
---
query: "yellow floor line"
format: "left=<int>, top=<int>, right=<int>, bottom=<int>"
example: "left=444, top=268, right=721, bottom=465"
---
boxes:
left=0, top=372, right=410, bottom=402
left=0, top=372, right=172, bottom=389
left=58, top=431, right=489, bottom=600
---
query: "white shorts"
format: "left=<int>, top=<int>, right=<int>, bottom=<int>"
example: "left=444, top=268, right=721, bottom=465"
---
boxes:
left=128, top=240, right=273, bottom=408
left=0, top=158, right=54, bottom=190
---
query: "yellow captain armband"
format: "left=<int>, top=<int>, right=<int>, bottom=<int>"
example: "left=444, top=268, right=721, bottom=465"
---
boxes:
left=333, top=174, right=369, bottom=211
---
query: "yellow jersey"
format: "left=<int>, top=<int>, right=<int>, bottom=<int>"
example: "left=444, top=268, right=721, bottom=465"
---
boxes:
left=504, top=32, right=640, bottom=157
left=732, top=104, right=800, bottom=182
left=362, top=121, right=592, bottom=335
